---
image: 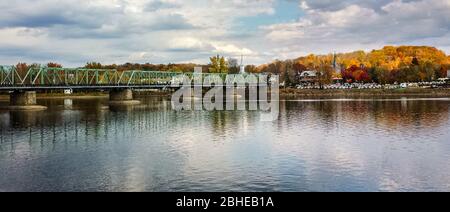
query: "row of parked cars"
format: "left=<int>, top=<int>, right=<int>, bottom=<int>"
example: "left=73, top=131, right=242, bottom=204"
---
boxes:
left=297, top=83, right=380, bottom=90
left=297, top=81, right=448, bottom=90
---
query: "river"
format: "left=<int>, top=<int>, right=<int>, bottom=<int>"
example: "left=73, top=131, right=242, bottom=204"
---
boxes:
left=1, top=96, right=450, bottom=191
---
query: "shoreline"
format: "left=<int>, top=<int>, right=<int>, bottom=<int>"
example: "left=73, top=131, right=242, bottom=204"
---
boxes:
left=0, top=94, right=109, bottom=101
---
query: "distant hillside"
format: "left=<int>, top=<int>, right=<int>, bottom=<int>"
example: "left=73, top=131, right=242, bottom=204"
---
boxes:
left=256, top=46, right=450, bottom=84
left=294, top=46, right=449, bottom=70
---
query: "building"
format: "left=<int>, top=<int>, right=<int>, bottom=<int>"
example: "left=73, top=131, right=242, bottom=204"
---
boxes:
left=239, top=55, right=245, bottom=74
left=298, top=70, right=318, bottom=84
left=64, top=89, right=73, bottom=95
left=297, top=53, right=343, bottom=85
left=240, top=64, right=245, bottom=74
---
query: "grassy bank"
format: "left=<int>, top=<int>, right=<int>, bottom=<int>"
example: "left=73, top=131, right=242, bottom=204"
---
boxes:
left=281, top=88, right=450, bottom=98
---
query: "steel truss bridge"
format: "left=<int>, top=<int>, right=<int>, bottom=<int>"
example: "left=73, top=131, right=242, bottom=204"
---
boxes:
left=0, top=65, right=265, bottom=91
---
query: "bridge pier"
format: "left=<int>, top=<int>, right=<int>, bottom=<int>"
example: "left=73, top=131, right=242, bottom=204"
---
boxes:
left=109, top=89, right=140, bottom=105
left=7, top=91, right=47, bottom=111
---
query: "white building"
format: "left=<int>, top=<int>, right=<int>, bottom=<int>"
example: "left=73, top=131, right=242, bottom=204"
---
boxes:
left=298, top=70, right=318, bottom=84
left=239, top=55, right=245, bottom=74
left=64, top=89, right=73, bottom=95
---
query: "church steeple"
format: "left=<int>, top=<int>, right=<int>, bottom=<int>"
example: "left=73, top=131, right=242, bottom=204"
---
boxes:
left=332, top=52, right=337, bottom=70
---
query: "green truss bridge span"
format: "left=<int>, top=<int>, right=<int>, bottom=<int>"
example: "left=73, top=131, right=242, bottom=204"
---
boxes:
left=0, top=65, right=248, bottom=91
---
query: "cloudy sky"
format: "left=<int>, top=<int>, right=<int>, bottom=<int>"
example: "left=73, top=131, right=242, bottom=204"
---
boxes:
left=1, top=0, right=450, bottom=67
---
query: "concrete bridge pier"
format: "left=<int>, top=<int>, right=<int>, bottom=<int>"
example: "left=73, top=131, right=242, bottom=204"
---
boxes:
left=109, top=89, right=140, bottom=105
left=7, top=91, right=47, bottom=111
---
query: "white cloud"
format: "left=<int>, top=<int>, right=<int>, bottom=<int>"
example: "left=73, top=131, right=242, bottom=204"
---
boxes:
left=0, top=0, right=449, bottom=66
left=169, top=37, right=211, bottom=51
left=211, top=43, right=254, bottom=55
left=0, top=0, right=274, bottom=66
left=261, top=20, right=311, bottom=41
left=261, top=0, right=450, bottom=58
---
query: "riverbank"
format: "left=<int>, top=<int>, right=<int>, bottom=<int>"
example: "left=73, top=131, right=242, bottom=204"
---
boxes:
left=0, top=92, right=108, bottom=101
left=280, top=88, right=450, bottom=98
left=0, top=90, right=173, bottom=101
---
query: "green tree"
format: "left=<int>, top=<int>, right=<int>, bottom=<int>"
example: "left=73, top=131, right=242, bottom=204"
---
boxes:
left=283, top=60, right=298, bottom=86
left=219, top=57, right=228, bottom=73
left=374, top=67, right=391, bottom=84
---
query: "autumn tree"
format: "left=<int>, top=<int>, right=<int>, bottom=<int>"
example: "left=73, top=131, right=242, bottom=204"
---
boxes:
left=342, top=65, right=371, bottom=83
left=47, top=62, right=62, bottom=68
left=266, top=60, right=283, bottom=74
left=14, top=63, right=40, bottom=84
left=85, top=62, right=103, bottom=69
left=316, top=63, right=334, bottom=88
left=15, top=63, right=30, bottom=79
left=262, top=45, right=449, bottom=85
left=209, top=55, right=228, bottom=73
left=293, top=61, right=307, bottom=73
left=245, top=65, right=258, bottom=73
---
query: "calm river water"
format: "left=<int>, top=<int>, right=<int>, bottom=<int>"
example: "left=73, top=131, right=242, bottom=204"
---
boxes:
left=1, top=96, right=450, bottom=192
